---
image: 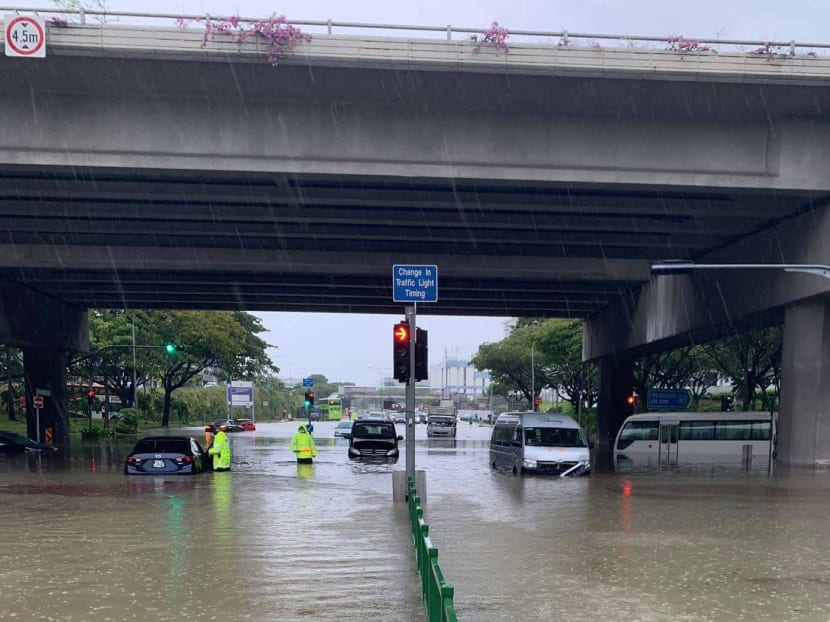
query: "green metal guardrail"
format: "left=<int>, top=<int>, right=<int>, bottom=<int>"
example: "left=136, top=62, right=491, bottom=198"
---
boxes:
left=408, top=477, right=458, bottom=622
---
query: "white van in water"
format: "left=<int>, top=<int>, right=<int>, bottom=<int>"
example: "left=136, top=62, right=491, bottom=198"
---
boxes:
left=489, top=412, right=590, bottom=476
left=613, top=411, right=776, bottom=471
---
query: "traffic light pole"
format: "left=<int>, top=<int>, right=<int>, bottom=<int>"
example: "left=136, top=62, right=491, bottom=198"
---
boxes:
left=405, top=305, right=416, bottom=481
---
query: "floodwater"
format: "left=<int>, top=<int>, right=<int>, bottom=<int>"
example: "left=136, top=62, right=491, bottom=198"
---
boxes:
left=1, top=422, right=830, bottom=621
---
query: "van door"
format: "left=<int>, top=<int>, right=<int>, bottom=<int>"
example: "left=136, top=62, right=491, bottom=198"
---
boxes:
left=659, top=422, right=679, bottom=467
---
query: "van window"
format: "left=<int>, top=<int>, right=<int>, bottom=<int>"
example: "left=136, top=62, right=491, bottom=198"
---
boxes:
left=524, top=427, right=586, bottom=448
left=491, top=423, right=516, bottom=447
left=617, top=420, right=658, bottom=450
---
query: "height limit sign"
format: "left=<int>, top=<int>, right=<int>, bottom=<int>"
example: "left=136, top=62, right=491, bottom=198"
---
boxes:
left=5, top=15, right=46, bottom=58
left=393, top=264, right=437, bottom=303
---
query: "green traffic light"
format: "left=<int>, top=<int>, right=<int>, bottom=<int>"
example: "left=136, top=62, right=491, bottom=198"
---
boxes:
left=164, top=343, right=177, bottom=354
left=304, top=400, right=311, bottom=408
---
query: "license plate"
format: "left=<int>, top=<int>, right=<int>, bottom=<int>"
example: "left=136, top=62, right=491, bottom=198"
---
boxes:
left=153, top=460, right=164, bottom=468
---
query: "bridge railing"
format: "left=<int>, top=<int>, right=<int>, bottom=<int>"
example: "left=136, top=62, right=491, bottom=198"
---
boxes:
left=408, top=477, right=457, bottom=622
left=1, top=6, right=830, bottom=55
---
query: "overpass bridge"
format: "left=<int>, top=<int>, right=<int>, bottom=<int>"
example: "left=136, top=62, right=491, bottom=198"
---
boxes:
left=2, top=11, right=830, bottom=467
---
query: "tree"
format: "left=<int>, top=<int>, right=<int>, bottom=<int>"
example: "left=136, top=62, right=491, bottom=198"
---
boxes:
left=151, top=311, right=274, bottom=426
left=471, top=325, right=550, bottom=408
left=0, top=346, right=23, bottom=421
left=706, top=326, right=782, bottom=411
left=68, top=310, right=156, bottom=409
left=535, top=319, right=598, bottom=413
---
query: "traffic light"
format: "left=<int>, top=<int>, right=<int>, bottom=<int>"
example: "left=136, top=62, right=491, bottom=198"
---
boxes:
left=393, top=321, right=410, bottom=382
left=87, top=389, right=95, bottom=406
left=304, top=390, right=315, bottom=408
left=626, top=395, right=636, bottom=406
left=164, top=343, right=177, bottom=355
left=414, top=327, right=428, bottom=381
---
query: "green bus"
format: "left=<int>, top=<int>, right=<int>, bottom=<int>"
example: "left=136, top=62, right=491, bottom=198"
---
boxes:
left=326, top=398, right=343, bottom=420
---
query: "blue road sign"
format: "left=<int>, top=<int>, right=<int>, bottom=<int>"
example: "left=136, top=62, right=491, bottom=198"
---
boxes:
left=302, top=377, right=313, bottom=387
left=393, top=264, right=438, bottom=303
left=648, top=388, right=691, bottom=410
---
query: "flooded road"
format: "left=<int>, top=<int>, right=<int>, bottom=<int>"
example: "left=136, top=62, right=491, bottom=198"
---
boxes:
left=1, top=421, right=830, bottom=621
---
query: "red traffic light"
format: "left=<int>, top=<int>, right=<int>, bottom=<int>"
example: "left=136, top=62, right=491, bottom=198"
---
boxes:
left=88, top=390, right=96, bottom=399
left=626, top=395, right=636, bottom=406
left=394, top=322, right=409, bottom=343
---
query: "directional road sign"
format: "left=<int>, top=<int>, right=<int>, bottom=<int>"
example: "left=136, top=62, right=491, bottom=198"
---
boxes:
left=4, top=15, right=46, bottom=58
left=393, top=264, right=437, bottom=303
left=647, top=388, right=691, bottom=410
left=302, top=377, right=313, bottom=387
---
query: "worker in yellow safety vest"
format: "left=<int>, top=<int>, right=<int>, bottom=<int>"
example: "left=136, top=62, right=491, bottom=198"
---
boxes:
left=209, top=423, right=232, bottom=471
left=289, top=424, right=318, bottom=464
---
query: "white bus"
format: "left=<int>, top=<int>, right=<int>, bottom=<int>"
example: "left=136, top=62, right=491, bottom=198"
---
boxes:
left=613, top=412, right=776, bottom=471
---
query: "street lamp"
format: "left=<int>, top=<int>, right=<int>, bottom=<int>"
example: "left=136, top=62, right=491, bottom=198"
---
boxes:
left=368, top=366, right=390, bottom=411
left=651, top=261, right=830, bottom=280
left=530, top=341, right=535, bottom=412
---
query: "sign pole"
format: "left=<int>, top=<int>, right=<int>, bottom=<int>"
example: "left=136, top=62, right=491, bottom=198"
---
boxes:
left=405, top=304, right=416, bottom=481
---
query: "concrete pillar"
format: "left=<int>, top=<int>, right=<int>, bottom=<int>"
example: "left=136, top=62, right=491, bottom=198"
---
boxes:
left=23, top=348, right=69, bottom=447
left=594, top=354, right=634, bottom=472
left=779, top=299, right=830, bottom=467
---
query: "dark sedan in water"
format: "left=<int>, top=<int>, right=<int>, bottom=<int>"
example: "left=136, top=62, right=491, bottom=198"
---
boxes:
left=0, top=431, right=58, bottom=453
left=124, top=436, right=209, bottom=475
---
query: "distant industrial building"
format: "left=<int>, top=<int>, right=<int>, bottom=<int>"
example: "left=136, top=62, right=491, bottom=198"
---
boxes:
left=429, top=352, right=490, bottom=398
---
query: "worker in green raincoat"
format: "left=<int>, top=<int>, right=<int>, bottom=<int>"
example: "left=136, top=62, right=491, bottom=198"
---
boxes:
left=289, top=424, right=318, bottom=464
left=209, top=423, right=232, bottom=471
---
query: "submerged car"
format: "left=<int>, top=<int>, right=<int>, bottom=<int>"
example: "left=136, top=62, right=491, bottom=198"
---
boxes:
left=0, top=431, right=58, bottom=453
left=334, top=420, right=354, bottom=438
left=124, top=436, right=208, bottom=475
left=236, top=418, right=256, bottom=432
left=348, top=420, right=403, bottom=461
left=210, top=419, right=244, bottom=433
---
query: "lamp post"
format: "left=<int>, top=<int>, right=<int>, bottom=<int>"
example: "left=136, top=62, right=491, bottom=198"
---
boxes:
left=530, top=341, right=535, bottom=412
left=368, top=366, right=390, bottom=412
left=651, top=261, right=830, bottom=280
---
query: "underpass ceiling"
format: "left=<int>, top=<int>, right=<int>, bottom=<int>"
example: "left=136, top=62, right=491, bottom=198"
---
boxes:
left=0, top=166, right=819, bottom=317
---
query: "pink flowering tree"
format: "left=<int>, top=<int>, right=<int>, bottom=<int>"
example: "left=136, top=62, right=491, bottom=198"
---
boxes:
left=472, top=21, right=510, bottom=54
left=177, top=13, right=311, bottom=65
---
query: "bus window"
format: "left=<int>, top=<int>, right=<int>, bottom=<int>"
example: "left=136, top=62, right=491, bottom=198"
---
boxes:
left=715, top=420, right=752, bottom=441
left=617, top=420, right=658, bottom=450
left=751, top=421, right=771, bottom=440
left=679, top=420, right=715, bottom=441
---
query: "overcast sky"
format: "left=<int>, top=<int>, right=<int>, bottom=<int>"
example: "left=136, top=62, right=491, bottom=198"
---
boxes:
left=10, top=0, right=827, bottom=385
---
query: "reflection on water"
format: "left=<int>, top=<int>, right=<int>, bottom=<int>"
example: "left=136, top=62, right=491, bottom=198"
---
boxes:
left=1, top=422, right=829, bottom=621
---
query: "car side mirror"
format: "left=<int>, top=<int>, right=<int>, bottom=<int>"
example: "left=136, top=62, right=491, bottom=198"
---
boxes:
left=511, top=440, right=522, bottom=448
left=588, top=441, right=595, bottom=449
left=397, top=435, right=404, bottom=441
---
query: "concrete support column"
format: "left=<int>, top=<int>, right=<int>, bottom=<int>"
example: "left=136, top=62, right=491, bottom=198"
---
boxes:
left=779, top=299, right=830, bottom=467
left=594, top=354, right=634, bottom=472
left=23, top=348, right=69, bottom=447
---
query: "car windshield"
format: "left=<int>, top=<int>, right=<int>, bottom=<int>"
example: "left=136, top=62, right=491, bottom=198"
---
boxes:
left=337, top=421, right=353, bottom=429
left=352, top=423, right=396, bottom=439
left=132, top=438, right=190, bottom=454
left=0, top=431, right=33, bottom=444
left=524, top=427, right=586, bottom=447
